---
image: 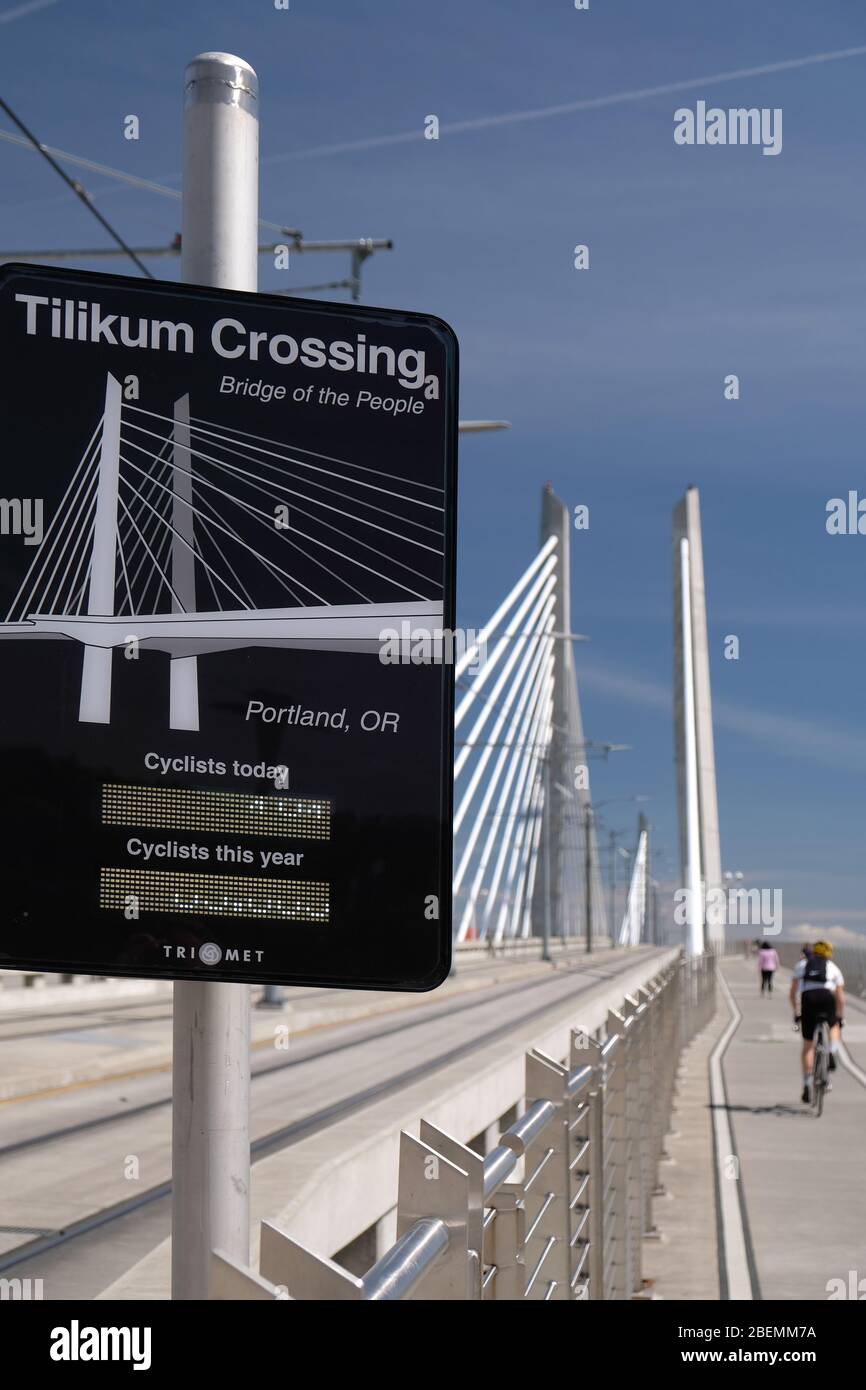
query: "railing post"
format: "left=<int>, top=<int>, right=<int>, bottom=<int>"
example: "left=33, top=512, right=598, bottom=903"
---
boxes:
left=657, top=969, right=676, bottom=1171
left=419, top=1121, right=484, bottom=1300
left=396, top=1131, right=471, bottom=1299
left=572, top=1029, right=601, bottom=1299
left=621, top=994, right=645, bottom=1294
left=258, top=1222, right=363, bottom=1300
left=486, top=1184, right=526, bottom=1300
left=636, top=985, right=655, bottom=1238
left=605, top=1006, right=631, bottom=1298
left=523, top=1049, right=571, bottom=1299
left=651, top=975, right=668, bottom=1179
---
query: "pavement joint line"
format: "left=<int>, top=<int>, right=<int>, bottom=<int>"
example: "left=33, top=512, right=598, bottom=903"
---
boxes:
left=710, top=968, right=758, bottom=1301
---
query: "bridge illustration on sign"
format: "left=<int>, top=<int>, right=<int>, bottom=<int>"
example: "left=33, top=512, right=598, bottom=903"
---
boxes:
left=0, top=373, right=445, bottom=731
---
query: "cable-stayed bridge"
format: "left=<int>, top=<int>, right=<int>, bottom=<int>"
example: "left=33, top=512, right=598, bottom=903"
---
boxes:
left=452, top=492, right=609, bottom=948
left=1, top=371, right=445, bottom=728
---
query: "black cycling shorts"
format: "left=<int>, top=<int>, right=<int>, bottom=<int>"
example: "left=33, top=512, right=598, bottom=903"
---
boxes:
left=801, top=988, right=837, bottom=1040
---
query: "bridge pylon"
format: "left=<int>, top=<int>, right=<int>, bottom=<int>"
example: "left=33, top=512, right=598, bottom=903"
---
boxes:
left=531, top=485, right=605, bottom=944
left=672, top=487, right=723, bottom=952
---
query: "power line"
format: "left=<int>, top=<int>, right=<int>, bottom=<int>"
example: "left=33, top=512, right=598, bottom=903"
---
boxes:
left=0, top=125, right=294, bottom=233
left=0, top=94, right=153, bottom=278
left=0, top=125, right=317, bottom=236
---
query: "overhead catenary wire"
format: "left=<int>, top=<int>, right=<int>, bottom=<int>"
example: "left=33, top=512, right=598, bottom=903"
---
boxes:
left=0, top=126, right=302, bottom=236
left=0, top=96, right=153, bottom=278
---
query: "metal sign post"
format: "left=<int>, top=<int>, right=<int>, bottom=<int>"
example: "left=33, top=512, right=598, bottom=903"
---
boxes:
left=171, top=51, right=259, bottom=1301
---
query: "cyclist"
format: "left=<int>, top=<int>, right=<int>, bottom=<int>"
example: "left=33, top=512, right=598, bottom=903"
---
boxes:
left=790, top=941, right=845, bottom=1103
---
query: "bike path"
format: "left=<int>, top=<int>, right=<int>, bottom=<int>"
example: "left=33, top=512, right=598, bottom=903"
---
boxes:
left=718, top=958, right=866, bottom=1300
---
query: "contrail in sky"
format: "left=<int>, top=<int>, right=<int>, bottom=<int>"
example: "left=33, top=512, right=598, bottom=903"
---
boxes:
left=263, top=43, right=866, bottom=164
left=3, top=43, right=866, bottom=208
left=0, top=0, right=61, bottom=23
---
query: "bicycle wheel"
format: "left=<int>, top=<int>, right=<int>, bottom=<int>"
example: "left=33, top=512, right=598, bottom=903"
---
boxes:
left=812, top=1023, right=829, bottom=1118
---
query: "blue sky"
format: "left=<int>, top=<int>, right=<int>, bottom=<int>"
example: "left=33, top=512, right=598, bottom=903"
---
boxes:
left=3, top=0, right=866, bottom=937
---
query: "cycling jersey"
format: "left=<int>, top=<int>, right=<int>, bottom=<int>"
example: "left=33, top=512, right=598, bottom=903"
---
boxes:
left=793, top=958, right=844, bottom=995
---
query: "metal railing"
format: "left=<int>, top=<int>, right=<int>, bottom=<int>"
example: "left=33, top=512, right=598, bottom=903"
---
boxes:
left=212, top=951, right=716, bottom=1301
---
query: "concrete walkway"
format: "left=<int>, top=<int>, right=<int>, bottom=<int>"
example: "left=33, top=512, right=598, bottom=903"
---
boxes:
left=718, top=957, right=866, bottom=1300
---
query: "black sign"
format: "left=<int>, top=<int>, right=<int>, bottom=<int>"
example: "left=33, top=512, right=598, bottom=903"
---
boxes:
left=0, top=265, right=457, bottom=989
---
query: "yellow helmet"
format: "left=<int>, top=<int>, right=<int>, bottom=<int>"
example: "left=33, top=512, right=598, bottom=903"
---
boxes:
left=812, top=940, right=833, bottom=959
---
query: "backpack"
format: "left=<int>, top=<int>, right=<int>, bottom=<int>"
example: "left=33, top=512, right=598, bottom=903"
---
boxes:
left=804, top=956, right=827, bottom=985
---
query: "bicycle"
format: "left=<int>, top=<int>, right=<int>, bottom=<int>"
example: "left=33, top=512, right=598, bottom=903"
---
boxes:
left=793, top=1012, right=833, bottom=1116
left=811, top=1017, right=832, bottom=1117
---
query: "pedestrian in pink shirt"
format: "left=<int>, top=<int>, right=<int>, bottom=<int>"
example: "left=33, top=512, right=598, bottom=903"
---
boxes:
left=757, top=941, right=779, bottom=994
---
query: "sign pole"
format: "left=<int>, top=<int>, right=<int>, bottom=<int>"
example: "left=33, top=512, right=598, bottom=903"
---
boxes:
left=171, top=51, right=259, bottom=1301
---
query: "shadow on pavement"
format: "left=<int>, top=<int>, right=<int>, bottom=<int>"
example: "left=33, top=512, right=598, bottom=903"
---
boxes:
left=708, top=1101, right=810, bottom=1119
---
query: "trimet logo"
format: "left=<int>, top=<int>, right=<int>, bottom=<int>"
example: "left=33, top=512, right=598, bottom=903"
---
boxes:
left=161, top=942, right=264, bottom=965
